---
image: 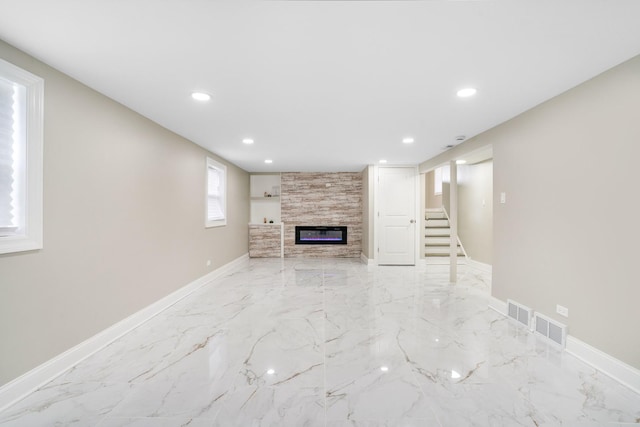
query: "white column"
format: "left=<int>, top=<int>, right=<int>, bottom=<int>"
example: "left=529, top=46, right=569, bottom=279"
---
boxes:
left=419, top=173, right=426, bottom=261
left=449, top=160, right=458, bottom=283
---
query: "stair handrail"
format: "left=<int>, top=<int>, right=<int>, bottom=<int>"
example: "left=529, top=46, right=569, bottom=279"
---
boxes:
left=440, top=206, right=468, bottom=259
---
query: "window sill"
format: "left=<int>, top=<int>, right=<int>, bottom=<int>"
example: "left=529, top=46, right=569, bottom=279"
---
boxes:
left=206, top=219, right=227, bottom=228
left=0, top=235, right=42, bottom=255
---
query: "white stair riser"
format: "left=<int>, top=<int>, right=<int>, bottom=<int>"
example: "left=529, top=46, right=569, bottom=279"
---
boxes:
left=426, top=219, right=449, bottom=227
left=425, top=247, right=464, bottom=255
left=425, top=237, right=454, bottom=245
left=425, top=228, right=450, bottom=237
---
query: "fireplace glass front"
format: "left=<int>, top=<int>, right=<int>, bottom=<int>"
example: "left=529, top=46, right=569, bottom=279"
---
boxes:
left=295, top=226, right=347, bottom=245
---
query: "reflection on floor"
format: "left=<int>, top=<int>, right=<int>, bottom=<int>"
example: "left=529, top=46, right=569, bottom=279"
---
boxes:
left=1, top=258, right=639, bottom=426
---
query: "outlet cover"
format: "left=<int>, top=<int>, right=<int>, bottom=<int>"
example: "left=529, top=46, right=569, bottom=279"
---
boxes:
left=556, top=304, right=569, bottom=317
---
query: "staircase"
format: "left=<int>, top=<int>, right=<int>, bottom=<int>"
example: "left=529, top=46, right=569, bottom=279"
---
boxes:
left=424, top=207, right=466, bottom=258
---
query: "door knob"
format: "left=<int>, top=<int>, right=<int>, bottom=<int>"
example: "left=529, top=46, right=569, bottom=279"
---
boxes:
left=410, top=219, right=415, bottom=223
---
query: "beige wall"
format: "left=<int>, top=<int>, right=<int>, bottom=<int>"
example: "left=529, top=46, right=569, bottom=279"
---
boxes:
left=458, top=160, right=493, bottom=265
left=420, top=54, right=640, bottom=369
left=424, top=170, right=443, bottom=209
left=0, top=40, right=249, bottom=385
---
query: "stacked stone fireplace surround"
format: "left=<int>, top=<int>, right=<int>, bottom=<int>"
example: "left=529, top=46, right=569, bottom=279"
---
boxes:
left=281, top=172, right=362, bottom=258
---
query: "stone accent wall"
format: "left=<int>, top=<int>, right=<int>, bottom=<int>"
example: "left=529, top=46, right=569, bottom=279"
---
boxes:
left=249, top=224, right=282, bottom=258
left=281, top=172, right=362, bottom=258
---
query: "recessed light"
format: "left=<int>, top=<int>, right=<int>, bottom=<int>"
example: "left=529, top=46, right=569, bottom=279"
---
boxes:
left=451, top=370, right=461, bottom=379
left=379, top=159, right=387, bottom=164
left=191, top=92, right=211, bottom=101
left=456, top=160, right=467, bottom=165
left=242, top=138, right=254, bottom=145
left=402, top=137, right=414, bottom=144
left=267, top=369, right=275, bottom=375
left=380, top=366, right=389, bottom=372
left=456, top=88, right=477, bottom=98
left=264, top=159, right=273, bottom=164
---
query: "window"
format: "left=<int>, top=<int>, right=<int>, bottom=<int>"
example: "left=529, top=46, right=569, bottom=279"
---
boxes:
left=0, top=59, right=43, bottom=255
left=434, top=167, right=443, bottom=195
left=206, top=157, right=226, bottom=227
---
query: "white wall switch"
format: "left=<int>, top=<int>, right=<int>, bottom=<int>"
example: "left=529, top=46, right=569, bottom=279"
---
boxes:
left=500, top=192, right=506, bottom=204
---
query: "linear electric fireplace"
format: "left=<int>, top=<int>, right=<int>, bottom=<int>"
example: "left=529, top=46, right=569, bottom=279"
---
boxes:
left=295, top=226, right=347, bottom=245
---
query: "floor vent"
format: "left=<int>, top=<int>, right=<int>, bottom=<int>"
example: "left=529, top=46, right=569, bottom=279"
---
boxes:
left=507, top=299, right=532, bottom=329
left=534, top=312, right=567, bottom=348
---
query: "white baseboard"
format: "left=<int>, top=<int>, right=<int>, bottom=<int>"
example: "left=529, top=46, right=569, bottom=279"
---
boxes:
left=488, top=295, right=507, bottom=315
left=488, top=296, right=640, bottom=395
left=0, top=253, right=249, bottom=412
left=566, top=335, right=640, bottom=395
left=360, top=252, right=375, bottom=266
left=466, top=259, right=492, bottom=274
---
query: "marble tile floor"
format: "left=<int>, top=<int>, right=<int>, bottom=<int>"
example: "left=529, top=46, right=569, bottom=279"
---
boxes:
left=1, top=258, right=639, bottom=426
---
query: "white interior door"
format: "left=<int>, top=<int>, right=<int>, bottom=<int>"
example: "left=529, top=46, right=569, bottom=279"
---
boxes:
left=378, top=167, right=416, bottom=265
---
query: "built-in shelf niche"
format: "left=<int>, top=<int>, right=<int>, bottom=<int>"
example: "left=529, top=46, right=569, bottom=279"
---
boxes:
left=250, top=173, right=281, bottom=224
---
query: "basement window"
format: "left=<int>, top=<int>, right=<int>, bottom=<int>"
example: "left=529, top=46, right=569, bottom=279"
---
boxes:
left=206, top=157, right=227, bottom=228
left=0, top=59, right=44, bottom=255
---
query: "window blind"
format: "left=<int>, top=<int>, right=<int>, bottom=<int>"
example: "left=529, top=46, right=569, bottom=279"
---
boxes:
left=0, top=79, right=15, bottom=229
left=0, top=58, right=44, bottom=253
left=207, top=164, right=225, bottom=221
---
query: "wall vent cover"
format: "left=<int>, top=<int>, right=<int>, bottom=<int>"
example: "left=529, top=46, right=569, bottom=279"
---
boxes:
left=534, top=312, right=567, bottom=348
left=507, top=299, right=532, bottom=329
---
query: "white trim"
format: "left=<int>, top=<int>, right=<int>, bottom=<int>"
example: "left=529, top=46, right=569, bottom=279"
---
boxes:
left=372, top=165, right=379, bottom=264
left=488, top=295, right=507, bottom=315
left=487, top=296, right=640, bottom=395
left=205, top=157, right=227, bottom=228
left=566, top=335, right=640, bottom=395
left=360, top=252, right=375, bottom=265
left=419, top=173, right=426, bottom=261
left=0, top=253, right=249, bottom=412
left=466, top=259, right=492, bottom=274
left=0, top=58, right=44, bottom=255
left=414, top=169, right=420, bottom=266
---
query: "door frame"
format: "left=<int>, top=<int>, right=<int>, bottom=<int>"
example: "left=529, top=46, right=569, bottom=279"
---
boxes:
left=373, top=165, right=420, bottom=266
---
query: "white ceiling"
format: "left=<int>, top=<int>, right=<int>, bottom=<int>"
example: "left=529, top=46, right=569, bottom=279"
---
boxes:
left=1, top=1, right=639, bottom=172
